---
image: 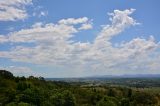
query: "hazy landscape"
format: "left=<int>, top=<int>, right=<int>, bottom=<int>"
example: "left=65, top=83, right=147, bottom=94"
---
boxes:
left=1, top=70, right=160, bottom=106
left=0, top=0, right=160, bottom=106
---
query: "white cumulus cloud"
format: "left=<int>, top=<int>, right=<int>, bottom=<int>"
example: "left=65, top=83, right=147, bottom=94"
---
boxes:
left=0, top=0, right=32, bottom=21
left=79, top=23, right=93, bottom=30
left=58, top=17, right=89, bottom=25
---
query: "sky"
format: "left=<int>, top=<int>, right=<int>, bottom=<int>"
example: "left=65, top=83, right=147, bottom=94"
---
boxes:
left=0, top=0, right=160, bottom=78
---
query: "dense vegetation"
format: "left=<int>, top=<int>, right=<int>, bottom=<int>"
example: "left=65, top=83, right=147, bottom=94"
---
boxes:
left=0, top=70, right=160, bottom=106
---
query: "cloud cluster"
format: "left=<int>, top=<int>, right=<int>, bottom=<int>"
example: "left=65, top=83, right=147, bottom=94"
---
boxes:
left=0, top=9, right=159, bottom=75
left=0, top=0, right=32, bottom=21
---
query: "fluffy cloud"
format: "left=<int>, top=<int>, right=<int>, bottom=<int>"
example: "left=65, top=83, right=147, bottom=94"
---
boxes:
left=58, top=17, right=93, bottom=30
left=0, top=0, right=32, bottom=21
left=58, top=17, right=89, bottom=25
left=0, top=9, right=160, bottom=75
left=95, top=9, right=138, bottom=43
left=78, top=23, right=93, bottom=30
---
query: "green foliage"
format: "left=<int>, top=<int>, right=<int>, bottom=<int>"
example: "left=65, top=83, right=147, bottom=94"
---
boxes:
left=0, top=70, right=160, bottom=106
left=18, top=102, right=30, bottom=106
left=107, top=88, right=117, bottom=97
left=6, top=102, right=17, bottom=106
left=6, top=102, right=30, bottom=106
left=96, top=96, right=118, bottom=106
left=17, top=81, right=30, bottom=91
left=131, top=91, right=158, bottom=105
left=50, top=90, right=76, bottom=106
left=120, top=98, right=130, bottom=106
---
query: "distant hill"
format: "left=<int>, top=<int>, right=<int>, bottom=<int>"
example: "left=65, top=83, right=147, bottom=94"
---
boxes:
left=46, top=74, right=160, bottom=80
left=90, top=74, right=160, bottom=78
left=46, top=74, right=160, bottom=83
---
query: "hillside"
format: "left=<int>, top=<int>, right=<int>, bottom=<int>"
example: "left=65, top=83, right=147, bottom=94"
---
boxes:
left=0, top=70, right=160, bottom=106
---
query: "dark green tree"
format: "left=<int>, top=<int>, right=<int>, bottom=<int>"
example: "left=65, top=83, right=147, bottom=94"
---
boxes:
left=0, top=70, right=14, bottom=79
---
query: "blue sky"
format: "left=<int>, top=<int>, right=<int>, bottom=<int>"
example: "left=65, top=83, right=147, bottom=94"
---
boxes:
left=0, top=0, right=160, bottom=77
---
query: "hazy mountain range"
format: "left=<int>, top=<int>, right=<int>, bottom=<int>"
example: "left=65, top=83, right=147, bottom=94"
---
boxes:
left=88, top=74, right=160, bottom=78
left=46, top=74, right=160, bottom=82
